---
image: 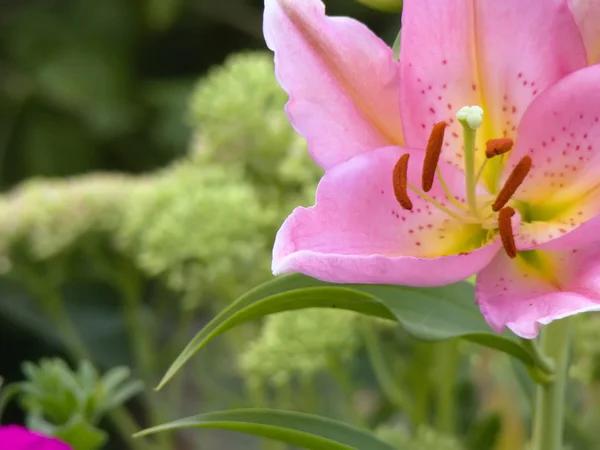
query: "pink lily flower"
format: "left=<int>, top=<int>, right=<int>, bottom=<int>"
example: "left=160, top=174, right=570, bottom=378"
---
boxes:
left=266, top=0, right=600, bottom=338
left=0, top=425, right=71, bottom=449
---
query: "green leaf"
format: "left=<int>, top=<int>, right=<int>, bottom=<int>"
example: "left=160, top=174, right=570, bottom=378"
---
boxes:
left=135, top=409, right=395, bottom=450
left=357, top=283, right=534, bottom=365
left=27, top=412, right=107, bottom=450
left=102, top=379, right=144, bottom=412
left=157, top=274, right=536, bottom=389
left=0, top=382, right=22, bottom=420
left=157, top=281, right=395, bottom=389
left=51, top=417, right=107, bottom=450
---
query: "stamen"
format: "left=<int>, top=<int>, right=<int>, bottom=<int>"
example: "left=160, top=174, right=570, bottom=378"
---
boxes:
left=407, top=183, right=476, bottom=223
left=486, top=138, right=514, bottom=159
left=492, top=156, right=532, bottom=212
left=422, top=121, right=447, bottom=192
left=435, top=167, right=469, bottom=211
left=393, top=153, right=412, bottom=210
left=498, top=206, right=517, bottom=258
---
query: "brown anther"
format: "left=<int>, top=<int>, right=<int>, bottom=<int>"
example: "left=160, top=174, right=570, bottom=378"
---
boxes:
left=393, top=153, right=413, bottom=210
left=422, top=121, right=447, bottom=192
left=498, top=206, right=517, bottom=258
left=492, top=155, right=532, bottom=212
left=485, top=138, right=514, bottom=159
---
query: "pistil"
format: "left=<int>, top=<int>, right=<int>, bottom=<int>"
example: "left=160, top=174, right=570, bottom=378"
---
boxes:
left=389, top=105, right=528, bottom=259
left=456, top=106, right=484, bottom=219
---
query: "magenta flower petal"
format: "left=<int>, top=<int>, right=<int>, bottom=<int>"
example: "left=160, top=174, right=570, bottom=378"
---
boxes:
left=0, top=425, right=71, bottom=450
left=399, top=0, right=586, bottom=167
left=263, top=0, right=404, bottom=170
left=273, top=147, right=501, bottom=286
left=476, top=242, right=600, bottom=338
left=569, top=0, right=600, bottom=65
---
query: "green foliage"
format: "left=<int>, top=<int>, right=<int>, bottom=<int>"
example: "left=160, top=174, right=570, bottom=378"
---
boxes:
left=12, top=359, right=142, bottom=450
left=157, top=275, right=395, bottom=389
left=188, top=52, right=322, bottom=208
left=376, top=425, right=464, bottom=450
left=0, top=51, right=321, bottom=306
left=571, top=315, right=600, bottom=383
left=240, top=309, right=360, bottom=386
left=116, top=162, right=273, bottom=305
left=158, top=273, right=545, bottom=389
left=0, top=174, right=131, bottom=264
left=135, top=408, right=396, bottom=450
left=356, top=0, right=403, bottom=13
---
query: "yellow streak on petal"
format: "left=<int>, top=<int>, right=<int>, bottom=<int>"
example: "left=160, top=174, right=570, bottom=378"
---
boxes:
left=517, top=250, right=560, bottom=287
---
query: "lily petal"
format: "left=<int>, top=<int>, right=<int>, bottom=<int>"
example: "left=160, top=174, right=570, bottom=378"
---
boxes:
left=264, top=0, right=404, bottom=170
left=273, top=146, right=500, bottom=285
left=399, top=0, right=586, bottom=169
left=569, top=0, right=600, bottom=65
left=506, top=65, right=600, bottom=248
left=476, top=243, right=600, bottom=338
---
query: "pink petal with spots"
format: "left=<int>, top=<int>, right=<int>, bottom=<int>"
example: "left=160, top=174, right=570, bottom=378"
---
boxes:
left=399, top=0, right=586, bottom=169
left=263, top=0, right=404, bottom=170
left=272, top=146, right=501, bottom=285
left=507, top=65, right=600, bottom=248
left=526, top=213, right=600, bottom=252
left=477, top=243, right=600, bottom=338
left=569, top=0, right=600, bottom=65
left=0, top=425, right=72, bottom=450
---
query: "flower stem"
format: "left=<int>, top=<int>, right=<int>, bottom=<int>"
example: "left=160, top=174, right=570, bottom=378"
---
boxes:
left=531, top=318, right=572, bottom=450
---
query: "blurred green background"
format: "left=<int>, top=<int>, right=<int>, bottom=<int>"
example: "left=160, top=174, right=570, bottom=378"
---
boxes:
left=0, top=1, right=404, bottom=449
left=2, top=1, right=600, bottom=450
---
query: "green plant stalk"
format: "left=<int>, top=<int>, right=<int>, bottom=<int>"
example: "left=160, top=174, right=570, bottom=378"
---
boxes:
left=33, top=281, right=157, bottom=450
left=87, top=249, right=173, bottom=450
left=40, top=288, right=90, bottom=361
left=412, top=341, right=433, bottom=430
left=362, top=323, right=412, bottom=415
left=327, top=355, right=364, bottom=426
left=435, top=340, right=459, bottom=435
left=114, top=265, right=173, bottom=450
left=114, top=261, right=155, bottom=380
left=299, top=374, right=317, bottom=414
left=164, top=302, right=196, bottom=415
left=531, top=318, right=572, bottom=450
